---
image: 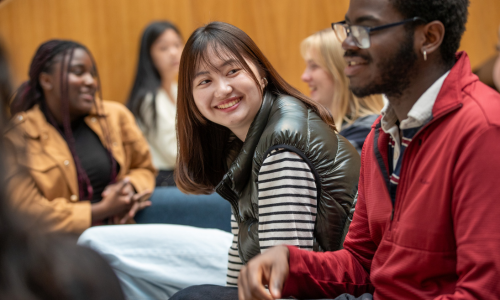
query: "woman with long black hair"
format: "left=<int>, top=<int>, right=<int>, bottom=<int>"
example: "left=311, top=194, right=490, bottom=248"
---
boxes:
left=5, top=39, right=156, bottom=234
left=127, top=21, right=183, bottom=186
left=0, top=40, right=126, bottom=300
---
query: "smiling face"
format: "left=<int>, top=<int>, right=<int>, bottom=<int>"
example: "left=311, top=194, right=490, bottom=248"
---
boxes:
left=301, top=49, right=335, bottom=110
left=150, top=28, right=183, bottom=79
left=41, top=48, right=98, bottom=121
left=192, top=48, right=264, bottom=141
left=342, top=0, right=418, bottom=98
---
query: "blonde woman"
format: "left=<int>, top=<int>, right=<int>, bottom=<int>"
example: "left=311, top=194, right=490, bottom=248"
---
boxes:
left=301, top=28, right=385, bottom=154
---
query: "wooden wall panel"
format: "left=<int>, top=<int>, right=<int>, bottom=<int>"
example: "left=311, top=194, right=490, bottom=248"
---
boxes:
left=0, top=0, right=498, bottom=104
left=460, top=0, right=500, bottom=68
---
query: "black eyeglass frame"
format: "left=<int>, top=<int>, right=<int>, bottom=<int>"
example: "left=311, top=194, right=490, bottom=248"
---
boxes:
left=331, top=17, right=427, bottom=49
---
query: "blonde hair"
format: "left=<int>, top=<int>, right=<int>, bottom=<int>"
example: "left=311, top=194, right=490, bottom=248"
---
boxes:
left=301, top=28, right=384, bottom=131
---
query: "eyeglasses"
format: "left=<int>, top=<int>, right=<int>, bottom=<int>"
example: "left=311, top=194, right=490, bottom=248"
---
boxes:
left=331, top=17, right=426, bottom=49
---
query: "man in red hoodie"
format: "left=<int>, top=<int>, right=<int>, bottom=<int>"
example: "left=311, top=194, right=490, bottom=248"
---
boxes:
left=237, top=0, right=500, bottom=299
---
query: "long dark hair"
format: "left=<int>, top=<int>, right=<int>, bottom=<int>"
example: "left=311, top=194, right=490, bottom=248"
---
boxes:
left=176, top=22, right=335, bottom=194
left=127, top=21, right=182, bottom=132
left=0, top=41, right=125, bottom=300
left=10, top=40, right=117, bottom=201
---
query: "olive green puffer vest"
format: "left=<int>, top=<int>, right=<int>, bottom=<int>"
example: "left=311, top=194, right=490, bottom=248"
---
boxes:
left=216, top=92, right=360, bottom=264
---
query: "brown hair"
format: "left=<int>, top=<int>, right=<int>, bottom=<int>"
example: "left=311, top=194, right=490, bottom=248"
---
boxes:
left=176, top=22, right=335, bottom=194
left=301, top=29, right=384, bottom=131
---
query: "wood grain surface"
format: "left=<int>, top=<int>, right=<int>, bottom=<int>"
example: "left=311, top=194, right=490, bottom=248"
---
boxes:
left=0, top=0, right=498, bottom=103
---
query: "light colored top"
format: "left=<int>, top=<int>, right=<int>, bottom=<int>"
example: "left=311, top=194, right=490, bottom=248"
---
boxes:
left=381, top=71, right=450, bottom=167
left=138, top=86, right=178, bottom=170
left=226, top=149, right=317, bottom=286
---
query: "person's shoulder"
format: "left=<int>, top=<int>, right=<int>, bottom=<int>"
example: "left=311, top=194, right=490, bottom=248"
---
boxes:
left=101, top=100, right=135, bottom=119
left=265, top=95, right=305, bottom=130
left=4, top=106, right=44, bottom=138
left=350, top=114, right=380, bottom=129
left=101, top=100, right=128, bottom=112
left=5, top=112, right=28, bottom=133
left=270, top=95, right=338, bottom=137
left=262, top=94, right=340, bottom=150
left=272, top=95, right=307, bottom=111
left=356, top=114, right=380, bottom=124
left=462, top=80, right=500, bottom=128
left=269, top=95, right=317, bottom=125
left=452, top=53, right=500, bottom=128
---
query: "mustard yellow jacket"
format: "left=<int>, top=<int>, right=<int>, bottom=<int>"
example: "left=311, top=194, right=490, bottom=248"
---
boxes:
left=4, top=101, right=156, bottom=234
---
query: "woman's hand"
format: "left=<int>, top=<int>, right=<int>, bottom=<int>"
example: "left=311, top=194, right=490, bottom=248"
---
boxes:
left=102, top=178, right=134, bottom=201
left=238, top=245, right=290, bottom=300
left=91, top=178, right=151, bottom=222
left=113, top=190, right=152, bottom=224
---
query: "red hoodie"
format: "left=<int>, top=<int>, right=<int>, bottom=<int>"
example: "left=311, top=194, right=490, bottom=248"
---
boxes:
left=282, top=52, right=500, bottom=300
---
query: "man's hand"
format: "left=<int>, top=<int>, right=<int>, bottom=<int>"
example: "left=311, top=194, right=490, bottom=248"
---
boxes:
left=238, top=245, right=290, bottom=300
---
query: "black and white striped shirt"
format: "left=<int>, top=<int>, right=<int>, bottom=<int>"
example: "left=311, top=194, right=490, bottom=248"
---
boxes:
left=226, top=149, right=317, bottom=286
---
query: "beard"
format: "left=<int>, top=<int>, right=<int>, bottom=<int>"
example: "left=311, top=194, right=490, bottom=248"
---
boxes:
left=350, top=31, right=418, bottom=98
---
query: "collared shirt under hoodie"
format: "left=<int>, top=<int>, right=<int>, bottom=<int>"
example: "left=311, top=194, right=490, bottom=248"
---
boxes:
left=282, top=52, right=500, bottom=300
left=380, top=71, right=450, bottom=204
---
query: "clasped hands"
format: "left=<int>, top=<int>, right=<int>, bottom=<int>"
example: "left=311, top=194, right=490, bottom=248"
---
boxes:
left=95, top=177, right=152, bottom=224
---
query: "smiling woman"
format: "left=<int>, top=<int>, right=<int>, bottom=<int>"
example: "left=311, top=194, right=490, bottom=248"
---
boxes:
left=4, top=40, right=156, bottom=234
left=191, top=51, right=264, bottom=141
left=173, top=22, right=360, bottom=294
left=300, top=29, right=384, bottom=154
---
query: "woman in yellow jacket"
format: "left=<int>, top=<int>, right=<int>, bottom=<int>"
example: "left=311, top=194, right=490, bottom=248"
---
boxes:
left=5, top=40, right=156, bottom=234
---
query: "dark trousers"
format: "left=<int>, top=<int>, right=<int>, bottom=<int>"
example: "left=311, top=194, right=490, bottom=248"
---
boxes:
left=170, top=285, right=373, bottom=300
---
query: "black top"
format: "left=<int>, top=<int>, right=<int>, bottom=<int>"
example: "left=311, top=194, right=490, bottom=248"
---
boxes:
left=339, top=114, right=380, bottom=155
left=68, top=119, right=120, bottom=203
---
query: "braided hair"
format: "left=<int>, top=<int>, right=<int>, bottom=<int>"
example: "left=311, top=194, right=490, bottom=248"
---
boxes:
left=11, top=40, right=117, bottom=201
